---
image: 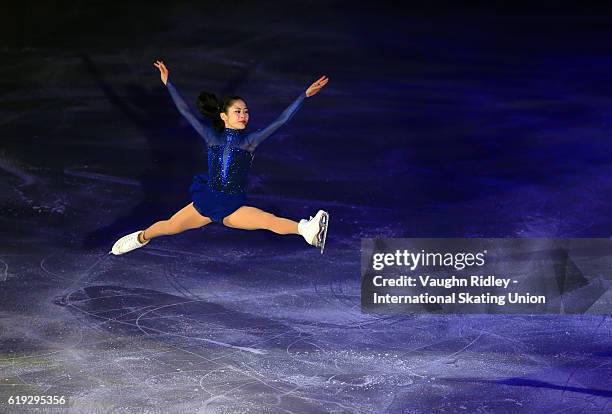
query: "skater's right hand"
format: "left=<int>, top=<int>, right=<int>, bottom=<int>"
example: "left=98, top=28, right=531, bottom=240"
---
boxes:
left=154, top=60, right=169, bottom=85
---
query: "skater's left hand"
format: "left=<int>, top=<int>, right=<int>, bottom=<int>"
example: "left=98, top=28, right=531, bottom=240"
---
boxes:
left=306, top=75, right=329, bottom=97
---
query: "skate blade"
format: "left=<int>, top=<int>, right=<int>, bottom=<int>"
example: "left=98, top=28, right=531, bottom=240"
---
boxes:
left=316, top=212, right=329, bottom=254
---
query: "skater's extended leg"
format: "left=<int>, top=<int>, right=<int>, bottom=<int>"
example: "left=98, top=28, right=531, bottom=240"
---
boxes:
left=111, top=203, right=212, bottom=255
left=222, top=206, right=328, bottom=253
left=222, top=206, right=298, bottom=235
left=142, top=202, right=212, bottom=241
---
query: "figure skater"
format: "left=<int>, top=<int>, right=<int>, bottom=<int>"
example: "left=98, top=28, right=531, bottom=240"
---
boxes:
left=110, top=60, right=329, bottom=256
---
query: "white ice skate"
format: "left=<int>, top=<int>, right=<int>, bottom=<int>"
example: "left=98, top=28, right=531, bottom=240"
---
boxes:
left=110, top=230, right=149, bottom=255
left=298, top=210, right=329, bottom=254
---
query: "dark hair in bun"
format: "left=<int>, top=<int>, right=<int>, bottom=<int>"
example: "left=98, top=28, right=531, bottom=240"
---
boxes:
left=197, top=91, right=245, bottom=133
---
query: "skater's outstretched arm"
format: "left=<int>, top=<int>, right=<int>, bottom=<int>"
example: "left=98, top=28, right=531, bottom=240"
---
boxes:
left=243, top=75, right=329, bottom=152
left=154, top=60, right=216, bottom=146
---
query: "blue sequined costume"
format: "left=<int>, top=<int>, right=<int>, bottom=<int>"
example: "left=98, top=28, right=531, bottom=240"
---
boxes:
left=166, top=78, right=306, bottom=222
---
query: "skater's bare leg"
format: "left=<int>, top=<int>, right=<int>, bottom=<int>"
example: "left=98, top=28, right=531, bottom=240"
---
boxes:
left=222, top=206, right=298, bottom=235
left=141, top=202, right=212, bottom=241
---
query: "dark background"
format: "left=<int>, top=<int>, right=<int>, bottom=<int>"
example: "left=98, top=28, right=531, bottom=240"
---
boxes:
left=5, top=1, right=612, bottom=240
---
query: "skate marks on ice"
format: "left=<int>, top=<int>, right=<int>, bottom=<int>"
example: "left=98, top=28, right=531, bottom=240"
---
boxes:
left=63, top=166, right=140, bottom=187
left=44, top=240, right=280, bottom=356
left=0, top=258, right=8, bottom=282
left=305, top=267, right=612, bottom=411
left=40, top=251, right=110, bottom=296
left=38, top=251, right=426, bottom=412
left=4, top=249, right=611, bottom=412
left=12, top=229, right=612, bottom=412
left=0, top=156, right=37, bottom=187
left=53, top=285, right=312, bottom=355
left=0, top=155, right=68, bottom=215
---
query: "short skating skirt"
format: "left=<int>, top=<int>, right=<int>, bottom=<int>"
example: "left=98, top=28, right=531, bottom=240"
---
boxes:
left=189, top=174, right=246, bottom=223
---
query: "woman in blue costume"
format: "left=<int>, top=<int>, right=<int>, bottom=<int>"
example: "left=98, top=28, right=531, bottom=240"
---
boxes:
left=111, top=60, right=329, bottom=255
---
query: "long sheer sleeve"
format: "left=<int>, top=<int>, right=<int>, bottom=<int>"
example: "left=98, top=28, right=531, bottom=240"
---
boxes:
left=166, top=78, right=217, bottom=146
left=242, top=92, right=306, bottom=152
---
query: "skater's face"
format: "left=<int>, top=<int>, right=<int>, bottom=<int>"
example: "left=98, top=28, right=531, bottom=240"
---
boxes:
left=220, top=99, right=249, bottom=130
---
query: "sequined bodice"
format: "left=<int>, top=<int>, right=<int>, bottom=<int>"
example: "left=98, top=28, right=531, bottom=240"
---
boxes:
left=207, top=128, right=254, bottom=194
left=165, top=79, right=306, bottom=195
